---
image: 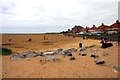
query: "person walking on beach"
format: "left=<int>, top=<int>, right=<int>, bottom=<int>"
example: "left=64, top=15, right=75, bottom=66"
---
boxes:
left=7, top=37, right=12, bottom=42
left=44, top=36, right=46, bottom=40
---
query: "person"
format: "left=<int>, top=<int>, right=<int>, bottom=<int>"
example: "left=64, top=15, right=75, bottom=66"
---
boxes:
left=44, top=36, right=46, bottom=40
left=7, top=37, right=12, bottom=42
left=83, top=36, right=86, bottom=39
left=101, top=37, right=113, bottom=48
left=28, top=37, right=32, bottom=41
left=101, top=37, right=107, bottom=48
left=100, top=37, right=105, bottom=44
left=104, top=37, right=108, bottom=43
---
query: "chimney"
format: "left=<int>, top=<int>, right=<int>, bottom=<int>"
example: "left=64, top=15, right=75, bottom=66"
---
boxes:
left=101, top=23, right=104, bottom=26
left=93, top=25, right=95, bottom=27
left=116, top=20, right=119, bottom=24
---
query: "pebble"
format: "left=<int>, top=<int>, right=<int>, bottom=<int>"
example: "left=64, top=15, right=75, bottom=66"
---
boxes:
left=91, top=54, right=99, bottom=58
left=70, top=56, right=76, bottom=60
left=112, top=65, right=120, bottom=73
left=94, top=60, right=105, bottom=65
left=79, top=52, right=87, bottom=56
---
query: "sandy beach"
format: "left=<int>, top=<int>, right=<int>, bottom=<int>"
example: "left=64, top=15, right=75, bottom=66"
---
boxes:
left=1, top=34, right=119, bottom=78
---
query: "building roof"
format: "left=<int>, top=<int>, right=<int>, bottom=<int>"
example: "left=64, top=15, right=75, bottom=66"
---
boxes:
left=98, top=23, right=109, bottom=29
left=109, top=20, right=120, bottom=28
left=83, top=27, right=90, bottom=31
left=90, top=25, right=97, bottom=30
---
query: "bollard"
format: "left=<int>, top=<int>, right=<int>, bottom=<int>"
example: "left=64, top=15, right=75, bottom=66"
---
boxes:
left=79, top=42, right=82, bottom=48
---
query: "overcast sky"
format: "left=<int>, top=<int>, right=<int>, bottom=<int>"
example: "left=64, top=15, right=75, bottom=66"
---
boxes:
left=0, top=0, right=119, bottom=33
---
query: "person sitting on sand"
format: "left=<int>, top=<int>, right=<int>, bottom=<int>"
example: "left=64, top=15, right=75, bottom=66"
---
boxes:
left=104, top=37, right=109, bottom=43
left=100, top=37, right=105, bottom=44
left=100, top=37, right=113, bottom=48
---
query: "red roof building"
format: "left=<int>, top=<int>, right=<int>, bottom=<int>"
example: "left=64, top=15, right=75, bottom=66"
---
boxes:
left=83, top=26, right=90, bottom=31
left=98, top=23, right=109, bottom=30
left=109, top=20, right=120, bottom=30
left=90, top=25, right=97, bottom=31
left=91, top=25, right=97, bottom=30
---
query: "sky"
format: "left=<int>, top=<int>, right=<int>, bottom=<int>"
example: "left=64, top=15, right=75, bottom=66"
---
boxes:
left=0, top=0, right=119, bottom=33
